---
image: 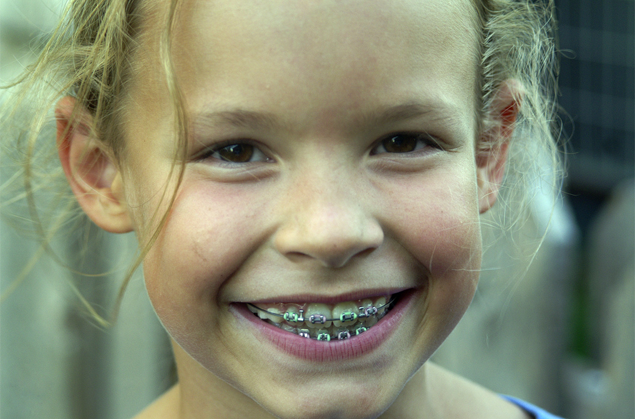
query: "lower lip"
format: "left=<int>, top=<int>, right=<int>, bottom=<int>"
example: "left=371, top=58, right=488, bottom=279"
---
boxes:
left=230, top=290, right=417, bottom=362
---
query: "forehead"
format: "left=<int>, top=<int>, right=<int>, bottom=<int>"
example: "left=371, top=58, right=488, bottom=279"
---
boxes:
left=131, top=0, right=479, bottom=138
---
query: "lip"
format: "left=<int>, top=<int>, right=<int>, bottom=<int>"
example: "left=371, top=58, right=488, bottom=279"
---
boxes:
left=236, top=287, right=413, bottom=304
left=230, top=288, right=418, bottom=362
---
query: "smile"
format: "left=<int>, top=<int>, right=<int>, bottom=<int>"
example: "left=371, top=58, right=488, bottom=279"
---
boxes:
left=246, top=294, right=397, bottom=341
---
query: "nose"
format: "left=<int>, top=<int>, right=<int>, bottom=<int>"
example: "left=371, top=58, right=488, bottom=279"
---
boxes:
left=273, top=172, right=384, bottom=268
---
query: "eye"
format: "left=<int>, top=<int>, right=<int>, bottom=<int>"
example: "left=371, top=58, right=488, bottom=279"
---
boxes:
left=197, top=142, right=272, bottom=164
left=371, top=133, right=439, bottom=155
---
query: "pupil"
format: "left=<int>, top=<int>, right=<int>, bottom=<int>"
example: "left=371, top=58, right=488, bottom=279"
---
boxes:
left=219, top=144, right=253, bottom=162
left=384, top=135, right=416, bottom=153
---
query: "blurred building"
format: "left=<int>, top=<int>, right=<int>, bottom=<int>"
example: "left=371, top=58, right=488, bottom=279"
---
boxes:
left=558, top=0, right=634, bottom=194
left=555, top=1, right=634, bottom=418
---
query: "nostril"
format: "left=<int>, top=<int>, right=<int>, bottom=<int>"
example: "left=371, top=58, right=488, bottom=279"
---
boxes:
left=356, top=247, right=377, bottom=259
left=282, top=243, right=379, bottom=268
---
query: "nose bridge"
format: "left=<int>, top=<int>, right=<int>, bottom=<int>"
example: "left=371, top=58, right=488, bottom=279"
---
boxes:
left=273, top=162, right=384, bottom=268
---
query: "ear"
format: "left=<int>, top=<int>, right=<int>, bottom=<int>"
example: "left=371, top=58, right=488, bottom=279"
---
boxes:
left=56, top=97, right=133, bottom=233
left=476, top=80, right=522, bottom=214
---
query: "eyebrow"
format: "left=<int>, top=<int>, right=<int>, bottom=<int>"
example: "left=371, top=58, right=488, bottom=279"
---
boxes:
left=359, top=102, right=459, bottom=127
left=191, top=101, right=459, bottom=135
left=191, top=109, right=284, bottom=134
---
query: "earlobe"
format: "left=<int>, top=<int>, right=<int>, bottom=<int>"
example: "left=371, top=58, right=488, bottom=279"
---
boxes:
left=477, top=80, right=522, bottom=214
left=56, top=97, right=133, bottom=233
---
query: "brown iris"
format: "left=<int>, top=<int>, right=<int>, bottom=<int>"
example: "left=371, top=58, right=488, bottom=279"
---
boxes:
left=381, top=135, right=418, bottom=153
left=217, top=144, right=254, bottom=162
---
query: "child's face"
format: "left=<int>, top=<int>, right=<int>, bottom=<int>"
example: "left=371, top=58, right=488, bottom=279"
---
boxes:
left=123, top=0, right=485, bottom=416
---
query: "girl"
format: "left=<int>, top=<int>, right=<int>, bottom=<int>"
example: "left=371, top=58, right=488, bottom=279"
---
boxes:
left=1, top=0, right=564, bottom=418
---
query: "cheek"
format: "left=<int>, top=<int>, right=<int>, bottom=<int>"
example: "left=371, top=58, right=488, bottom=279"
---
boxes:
left=382, top=166, right=482, bottom=310
left=385, top=167, right=481, bottom=264
left=140, top=179, right=268, bottom=340
left=380, top=166, right=482, bottom=357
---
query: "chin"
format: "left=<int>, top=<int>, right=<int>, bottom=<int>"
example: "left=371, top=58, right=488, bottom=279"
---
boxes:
left=254, top=389, right=398, bottom=419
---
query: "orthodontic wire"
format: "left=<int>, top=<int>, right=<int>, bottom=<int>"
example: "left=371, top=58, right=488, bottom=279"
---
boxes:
left=246, top=296, right=396, bottom=323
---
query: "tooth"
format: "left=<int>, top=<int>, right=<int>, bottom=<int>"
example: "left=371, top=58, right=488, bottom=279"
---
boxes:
left=316, top=329, right=331, bottom=341
left=355, top=325, right=368, bottom=335
left=283, top=306, right=301, bottom=324
left=332, top=301, right=359, bottom=327
left=334, top=328, right=351, bottom=340
left=255, top=296, right=392, bottom=337
left=362, top=315, right=378, bottom=327
left=304, top=304, right=332, bottom=328
left=266, top=307, right=283, bottom=323
left=361, top=299, right=373, bottom=309
left=358, top=299, right=375, bottom=317
left=375, top=297, right=387, bottom=315
left=281, top=324, right=297, bottom=334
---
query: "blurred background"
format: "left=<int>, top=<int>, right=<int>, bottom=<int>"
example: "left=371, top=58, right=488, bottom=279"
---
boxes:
left=0, top=0, right=633, bottom=418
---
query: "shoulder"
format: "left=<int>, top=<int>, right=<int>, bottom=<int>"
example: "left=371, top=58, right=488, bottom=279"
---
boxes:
left=132, top=385, right=180, bottom=419
left=425, top=363, right=533, bottom=419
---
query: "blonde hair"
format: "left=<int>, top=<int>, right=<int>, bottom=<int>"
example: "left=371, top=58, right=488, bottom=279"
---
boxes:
left=475, top=0, right=563, bottom=231
left=0, top=0, right=561, bottom=324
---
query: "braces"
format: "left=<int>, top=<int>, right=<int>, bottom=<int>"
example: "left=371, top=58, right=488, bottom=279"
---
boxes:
left=246, top=297, right=395, bottom=340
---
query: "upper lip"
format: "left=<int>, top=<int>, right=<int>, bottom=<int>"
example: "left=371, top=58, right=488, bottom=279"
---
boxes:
left=238, top=287, right=413, bottom=304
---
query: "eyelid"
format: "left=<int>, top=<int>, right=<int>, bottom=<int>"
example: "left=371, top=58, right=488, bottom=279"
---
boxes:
left=192, top=139, right=273, bottom=163
left=370, top=131, right=444, bottom=155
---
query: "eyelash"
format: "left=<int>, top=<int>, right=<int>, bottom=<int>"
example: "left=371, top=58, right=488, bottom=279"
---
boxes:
left=370, top=132, right=441, bottom=156
left=194, top=139, right=272, bottom=164
left=195, top=132, right=441, bottom=164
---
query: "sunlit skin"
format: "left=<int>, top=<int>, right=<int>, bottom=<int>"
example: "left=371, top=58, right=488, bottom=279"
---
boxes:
left=57, top=0, right=530, bottom=418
